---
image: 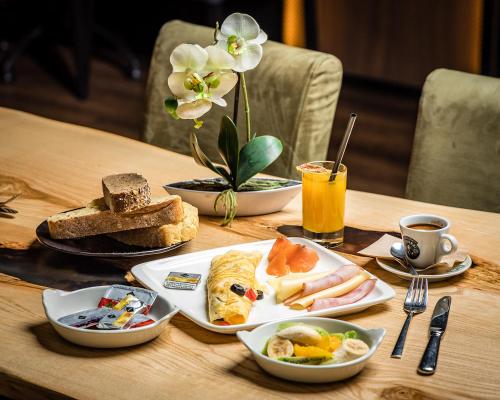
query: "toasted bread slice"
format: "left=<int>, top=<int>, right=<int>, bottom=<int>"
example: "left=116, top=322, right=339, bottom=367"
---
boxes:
left=102, top=173, right=151, bottom=213
left=108, top=202, right=198, bottom=248
left=48, top=195, right=183, bottom=239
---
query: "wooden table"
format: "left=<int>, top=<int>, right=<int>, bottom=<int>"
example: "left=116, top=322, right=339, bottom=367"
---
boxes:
left=1, top=107, right=499, bottom=400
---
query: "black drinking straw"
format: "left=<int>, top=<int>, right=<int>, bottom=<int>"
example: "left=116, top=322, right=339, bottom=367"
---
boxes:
left=329, top=113, right=357, bottom=182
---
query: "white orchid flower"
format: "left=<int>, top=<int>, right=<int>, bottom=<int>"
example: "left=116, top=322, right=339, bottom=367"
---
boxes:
left=216, top=13, right=267, bottom=72
left=167, top=44, right=238, bottom=121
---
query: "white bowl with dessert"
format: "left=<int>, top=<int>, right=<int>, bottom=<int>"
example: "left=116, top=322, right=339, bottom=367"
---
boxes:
left=237, top=317, right=385, bottom=383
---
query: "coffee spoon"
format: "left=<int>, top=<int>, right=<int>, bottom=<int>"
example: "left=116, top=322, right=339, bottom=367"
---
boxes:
left=390, top=242, right=418, bottom=275
left=390, top=242, right=454, bottom=275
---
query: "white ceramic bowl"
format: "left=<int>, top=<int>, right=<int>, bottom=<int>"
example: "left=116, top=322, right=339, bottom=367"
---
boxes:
left=43, top=286, right=179, bottom=348
left=237, top=317, right=385, bottom=383
left=164, top=178, right=301, bottom=216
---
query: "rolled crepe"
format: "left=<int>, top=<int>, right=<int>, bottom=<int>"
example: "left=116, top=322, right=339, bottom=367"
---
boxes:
left=207, top=250, right=262, bottom=325
left=289, top=271, right=371, bottom=310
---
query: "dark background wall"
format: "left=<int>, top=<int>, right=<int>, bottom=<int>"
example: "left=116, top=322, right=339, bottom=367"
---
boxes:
left=0, top=0, right=497, bottom=197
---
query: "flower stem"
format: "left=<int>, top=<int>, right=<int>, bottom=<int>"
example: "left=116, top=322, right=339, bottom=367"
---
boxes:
left=233, top=75, right=240, bottom=124
left=214, top=188, right=237, bottom=226
left=240, top=72, right=251, bottom=142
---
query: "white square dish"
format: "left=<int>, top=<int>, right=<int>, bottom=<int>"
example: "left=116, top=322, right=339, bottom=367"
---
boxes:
left=131, top=238, right=395, bottom=334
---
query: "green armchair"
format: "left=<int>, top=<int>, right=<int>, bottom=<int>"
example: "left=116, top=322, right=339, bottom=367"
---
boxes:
left=143, top=20, right=342, bottom=179
left=406, top=68, right=500, bottom=213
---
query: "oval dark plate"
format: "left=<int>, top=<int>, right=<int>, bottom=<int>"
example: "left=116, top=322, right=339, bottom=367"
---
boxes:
left=36, top=220, right=187, bottom=258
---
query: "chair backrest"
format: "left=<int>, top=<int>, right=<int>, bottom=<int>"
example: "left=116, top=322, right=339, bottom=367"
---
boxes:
left=406, top=68, right=500, bottom=213
left=144, top=20, right=342, bottom=179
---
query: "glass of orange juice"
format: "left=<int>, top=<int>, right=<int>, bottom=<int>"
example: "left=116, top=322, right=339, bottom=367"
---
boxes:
left=297, top=161, right=347, bottom=246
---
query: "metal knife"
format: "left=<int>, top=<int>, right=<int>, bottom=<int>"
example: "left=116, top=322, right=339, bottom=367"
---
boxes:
left=417, top=296, right=451, bottom=375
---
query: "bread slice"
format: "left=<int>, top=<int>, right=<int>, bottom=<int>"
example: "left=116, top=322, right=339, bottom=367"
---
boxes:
left=102, top=173, right=151, bottom=213
left=108, top=202, right=198, bottom=248
left=48, top=195, right=183, bottom=239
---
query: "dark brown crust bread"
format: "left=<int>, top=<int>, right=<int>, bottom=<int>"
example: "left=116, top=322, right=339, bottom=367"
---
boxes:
left=108, top=202, right=198, bottom=248
left=102, top=173, right=151, bottom=213
left=47, top=195, right=183, bottom=239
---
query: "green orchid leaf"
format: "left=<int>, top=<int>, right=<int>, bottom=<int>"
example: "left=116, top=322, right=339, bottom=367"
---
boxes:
left=236, top=135, right=283, bottom=188
left=164, top=97, right=179, bottom=119
left=217, top=116, right=239, bottom=181
left=190, top=132, right=232, bottom=184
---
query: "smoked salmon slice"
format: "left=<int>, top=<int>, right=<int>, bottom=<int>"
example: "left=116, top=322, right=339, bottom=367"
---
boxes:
left=268, top=237, right=293, bottom=261
left=266, top=238, right=319, bottom=276
left=288, top=245, right=319, bottom=273
left=266, top=252, right=290, bottom=276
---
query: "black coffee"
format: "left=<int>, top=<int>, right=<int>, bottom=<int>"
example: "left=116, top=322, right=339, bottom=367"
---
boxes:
left=407, top=223, right=441, bottom=231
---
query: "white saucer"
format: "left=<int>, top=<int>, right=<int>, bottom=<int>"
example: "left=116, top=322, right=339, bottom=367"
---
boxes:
left=376, top=255, right=472, bottom=282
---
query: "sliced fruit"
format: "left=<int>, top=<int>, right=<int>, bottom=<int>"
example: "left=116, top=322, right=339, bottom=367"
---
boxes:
left=293, top=344, right=333, bottom=359
left=342, top=338, right=370, bottom=359
left=276, top=322, right=299, bottom=332
left=287, top=245, right=319, bottom=273
left=278, top=356, right=327, bottom=365
left=266, top=335, right=294, bottom=359
left=330, top=333, right=345, bottom=341
left=266, top=252, right=290, bottom=276
left=328, top=335, right=343, bottom=352
left=268, top=237, right=293, bottom=261
left=276, top=325, right=322, bottom=346
left=344, top=330, right=358, bottom=339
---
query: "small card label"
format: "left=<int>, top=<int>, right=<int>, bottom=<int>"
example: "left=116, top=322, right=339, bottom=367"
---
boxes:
left=164, top=272, right=202, bottom=290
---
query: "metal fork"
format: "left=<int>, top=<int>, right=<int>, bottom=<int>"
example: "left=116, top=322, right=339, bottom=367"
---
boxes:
left=391, top=276, right=428, bottom=358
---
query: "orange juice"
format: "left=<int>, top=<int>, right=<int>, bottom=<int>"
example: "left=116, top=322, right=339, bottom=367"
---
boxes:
left=298, top=162, right=347, bottom=245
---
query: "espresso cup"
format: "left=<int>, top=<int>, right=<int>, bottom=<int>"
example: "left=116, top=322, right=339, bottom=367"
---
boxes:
left=399, top=214, right=458, bottom=269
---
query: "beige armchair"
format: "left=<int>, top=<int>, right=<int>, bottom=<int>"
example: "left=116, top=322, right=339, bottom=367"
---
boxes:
left=143, top=20, right=342, bottom=179
left=406, top=68, right=500, bottom=213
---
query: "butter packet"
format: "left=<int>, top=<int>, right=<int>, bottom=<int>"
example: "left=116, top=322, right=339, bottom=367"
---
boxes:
left=164, top=272, right=202, bottom=290
left=98, top=284, right=157, bottom=314
left=58, top=308, right=109, bottom=328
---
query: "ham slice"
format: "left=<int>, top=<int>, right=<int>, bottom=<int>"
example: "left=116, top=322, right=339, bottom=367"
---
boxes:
left=289, top=272, right=371, bottom=309
left=284, top=265, right=360, bottom=305
left=308, top=279, right=377, bottom=311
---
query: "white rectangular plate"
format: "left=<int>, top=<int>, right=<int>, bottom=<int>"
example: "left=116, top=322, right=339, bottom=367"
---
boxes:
left=131, top=237, right=395, bottom=334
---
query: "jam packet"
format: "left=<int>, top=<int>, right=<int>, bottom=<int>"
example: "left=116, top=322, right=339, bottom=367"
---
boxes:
left=98, top=284, right=157, bottom=314
left=58, top=308, right=109, bottom=328
left=97, top=293, right=146, bottom=330
left=164, top=272, right=202, bottom=290
left=126, top=314, right=155, bottom=329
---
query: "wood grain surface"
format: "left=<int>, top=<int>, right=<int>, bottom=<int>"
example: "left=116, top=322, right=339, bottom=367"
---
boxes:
left=1, top=107, right=500, bottom=400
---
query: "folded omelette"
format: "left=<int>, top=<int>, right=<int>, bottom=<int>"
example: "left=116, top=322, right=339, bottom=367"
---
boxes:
left=207, top=250, right=262, bottom=325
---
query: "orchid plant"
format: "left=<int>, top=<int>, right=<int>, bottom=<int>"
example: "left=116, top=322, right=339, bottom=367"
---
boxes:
left=164, top=13, right=283, bottom=225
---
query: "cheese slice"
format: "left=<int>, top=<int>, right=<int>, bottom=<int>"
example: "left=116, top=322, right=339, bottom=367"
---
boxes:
left=289, top=271, right=371, bottom=309
left=268, top=272, right=312, bottom=291
left=269, top=271, right=332, bottom=303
